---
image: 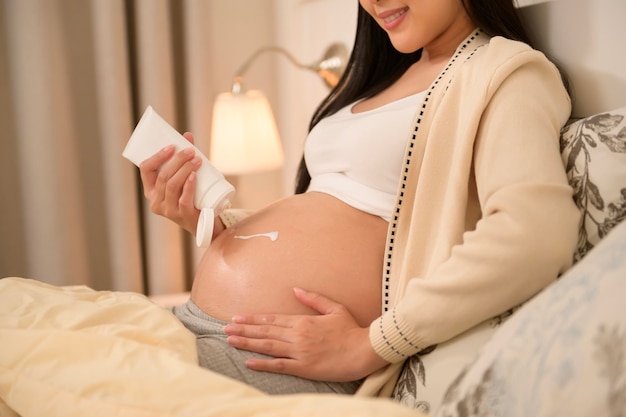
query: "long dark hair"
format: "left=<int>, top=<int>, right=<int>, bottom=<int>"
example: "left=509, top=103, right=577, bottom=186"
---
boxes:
left=294, top=0, right=560, bottom=194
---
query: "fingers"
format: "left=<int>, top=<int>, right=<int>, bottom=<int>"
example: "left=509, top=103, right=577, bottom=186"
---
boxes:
left=182, top=131, right=195, bottom=145
left=230, top=313, right=295, bottom=327
left=225, top=315, right=323, bottom=359
left=226, top=323, right=369, bottom=381
left=225, top=320, right=294, bottom=340
left=179, top=171, right=198, bottom=215
left=225, top=324, right=318, bottom=376
left=227, top=334, right=293, bottom=359
left=292, top=288, right=348, bottom=316
left=244, top=357, right=295, bottom=376
left=160, top=149, right=201, bottom=209
left=139, top=145, right=175, bottom=195
left=139, top=146, right=201, bottom=213
left=225, top=303, right=379, bottom=381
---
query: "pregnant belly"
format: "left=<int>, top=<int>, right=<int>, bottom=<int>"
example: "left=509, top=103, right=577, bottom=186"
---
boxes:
left=190, top=192, right=388, bottom=327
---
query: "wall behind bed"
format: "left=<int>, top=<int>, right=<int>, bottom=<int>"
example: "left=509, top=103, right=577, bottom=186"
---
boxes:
left=518, top=0, right=626, bottom=117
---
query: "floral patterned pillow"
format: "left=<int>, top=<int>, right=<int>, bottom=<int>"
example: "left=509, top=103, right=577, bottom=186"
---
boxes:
left=560, top=106, right=626, bottom=262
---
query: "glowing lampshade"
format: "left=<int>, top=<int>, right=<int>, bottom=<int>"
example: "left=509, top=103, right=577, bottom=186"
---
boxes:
left=210, top=90, right=284, bottom=175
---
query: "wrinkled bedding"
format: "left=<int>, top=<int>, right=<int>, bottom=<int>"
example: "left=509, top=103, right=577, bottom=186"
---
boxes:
left=0, top=278, right=421, bottom=417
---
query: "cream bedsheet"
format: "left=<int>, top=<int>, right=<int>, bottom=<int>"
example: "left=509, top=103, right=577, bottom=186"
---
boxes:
left=0, top=278, right=421, bottom=417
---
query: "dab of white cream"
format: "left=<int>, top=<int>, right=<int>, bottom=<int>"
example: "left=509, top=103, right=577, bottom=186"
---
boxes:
left=234, top=231, right=279, bottom=242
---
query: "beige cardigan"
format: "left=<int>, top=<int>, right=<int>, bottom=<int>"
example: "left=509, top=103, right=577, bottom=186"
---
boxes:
left=220, top=31, right=580, bottom=398
left=361, top=31, right=579, bottom=396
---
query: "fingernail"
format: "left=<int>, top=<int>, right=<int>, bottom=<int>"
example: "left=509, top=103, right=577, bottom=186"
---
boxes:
left=192, top=156, right=201, bottom=166
left=183, top=147, right=195, bottom=156
left=188, top=172, right=196, bottom=183
left=232, top=315, right=245, bottom=323
left=161, top=145, right=174, bottom=152
left=293, top=287, right=307, bottom=295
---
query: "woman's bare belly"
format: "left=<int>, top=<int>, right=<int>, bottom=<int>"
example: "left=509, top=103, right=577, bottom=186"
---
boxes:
left=190, top=192, right=388, bottom=327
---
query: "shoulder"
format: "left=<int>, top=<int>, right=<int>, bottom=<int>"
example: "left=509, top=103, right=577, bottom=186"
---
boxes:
left=470, top=35, right=558, bottom=77
left=485, top=36, right=534, bottom=55
left=471, top=35, right=540, bottom=62
left=458, top=34, right=565, bottom=95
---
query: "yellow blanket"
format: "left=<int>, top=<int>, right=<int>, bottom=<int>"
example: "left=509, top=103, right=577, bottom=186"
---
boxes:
left=0, top=278, right=421, bottom=417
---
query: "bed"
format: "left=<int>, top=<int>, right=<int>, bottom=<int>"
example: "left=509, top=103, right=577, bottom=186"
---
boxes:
left=1, top=0, right=625, bottom=416
left=0, top=277, right=418, bottom=417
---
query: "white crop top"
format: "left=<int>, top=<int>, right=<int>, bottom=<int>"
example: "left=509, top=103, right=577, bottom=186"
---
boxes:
left=305, top=91, right=425, bottom=221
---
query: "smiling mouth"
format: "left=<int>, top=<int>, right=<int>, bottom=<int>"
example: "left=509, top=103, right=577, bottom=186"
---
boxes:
left=382, top=7, right=408, bottom=23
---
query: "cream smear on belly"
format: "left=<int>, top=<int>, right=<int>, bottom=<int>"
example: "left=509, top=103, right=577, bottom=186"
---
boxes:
left=234, top=231, right=279, bottom=242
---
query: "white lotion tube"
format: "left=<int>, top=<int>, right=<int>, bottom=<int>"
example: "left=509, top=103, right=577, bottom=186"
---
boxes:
left=122, top=106, right=235, bottom=247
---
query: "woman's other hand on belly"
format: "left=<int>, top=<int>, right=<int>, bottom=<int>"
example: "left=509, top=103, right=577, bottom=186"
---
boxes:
left=223, top=288, right=389, bottom=382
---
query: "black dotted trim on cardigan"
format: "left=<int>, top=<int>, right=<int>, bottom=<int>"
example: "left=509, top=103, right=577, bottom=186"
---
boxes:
left=378, top=307, right=405, bottom=358
left=379, top=307, right=423, bottom=358
left=381, top=31, right=483, bottom=314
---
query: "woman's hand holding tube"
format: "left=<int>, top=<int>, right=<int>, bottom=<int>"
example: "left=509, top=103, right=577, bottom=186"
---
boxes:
left=138, top=132, right=205, bottom=236
left=224, top=288, right=390, bottom=382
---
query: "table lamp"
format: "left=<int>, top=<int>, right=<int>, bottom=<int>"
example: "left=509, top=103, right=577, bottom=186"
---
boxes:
left=210, top=43, right=348, bottom=175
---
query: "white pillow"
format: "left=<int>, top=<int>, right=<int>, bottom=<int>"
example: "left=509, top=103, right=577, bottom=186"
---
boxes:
left=434, top=219, right=626, bottom=417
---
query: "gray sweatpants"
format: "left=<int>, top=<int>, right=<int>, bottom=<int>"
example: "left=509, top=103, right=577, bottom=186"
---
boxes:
left=171, top=299, right=362, bottom=395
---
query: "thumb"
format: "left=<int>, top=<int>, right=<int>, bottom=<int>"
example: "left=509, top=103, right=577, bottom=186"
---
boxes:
left=293, top=287, right=344, bottom=315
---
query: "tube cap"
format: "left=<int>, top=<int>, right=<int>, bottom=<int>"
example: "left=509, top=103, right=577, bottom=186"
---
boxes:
left=196, top=208, right=215, bottom=248
left=199, top=179, right=235, bottom=213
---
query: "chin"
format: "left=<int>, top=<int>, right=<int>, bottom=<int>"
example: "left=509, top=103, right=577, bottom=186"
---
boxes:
left=388, top=36, right=422, bottom=54
left=391, top=43, right=421, bottom=54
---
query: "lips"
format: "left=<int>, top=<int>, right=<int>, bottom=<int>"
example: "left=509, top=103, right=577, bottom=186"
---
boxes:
left=378, top=6, right=409, bottom=30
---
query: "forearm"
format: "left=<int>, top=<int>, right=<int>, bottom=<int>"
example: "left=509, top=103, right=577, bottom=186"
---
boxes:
left=370, top=183, right=579, bottom=362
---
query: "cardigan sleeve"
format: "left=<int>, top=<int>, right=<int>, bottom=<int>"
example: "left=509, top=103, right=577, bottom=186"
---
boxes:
left=218, top=208, right=253, bottom=229
left=369, top=48, right=580, bottom=363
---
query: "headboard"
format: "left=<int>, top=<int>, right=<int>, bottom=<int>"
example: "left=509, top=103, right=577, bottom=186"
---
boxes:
left=518, top=0, right=626, bottom=118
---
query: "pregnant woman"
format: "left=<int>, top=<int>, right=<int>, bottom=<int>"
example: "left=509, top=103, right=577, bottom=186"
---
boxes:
left=139, top=0, right=580, bottom=401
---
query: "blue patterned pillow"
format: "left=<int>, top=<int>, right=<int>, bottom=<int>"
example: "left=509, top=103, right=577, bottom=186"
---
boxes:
left=560, top=106, right=626, bottom=262
left=435, top=219, right=626, bottom=417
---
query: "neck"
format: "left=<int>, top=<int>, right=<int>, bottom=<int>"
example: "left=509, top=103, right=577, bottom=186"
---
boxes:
left=422, top=20, right=475, bottom=63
